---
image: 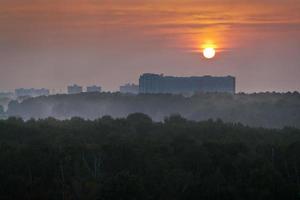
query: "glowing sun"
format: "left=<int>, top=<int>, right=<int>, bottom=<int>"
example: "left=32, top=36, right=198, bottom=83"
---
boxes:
left=203, top=47, right=216, bottom=59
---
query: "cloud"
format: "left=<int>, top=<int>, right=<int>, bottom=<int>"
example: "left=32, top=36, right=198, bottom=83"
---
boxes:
left=0, top=0, right=300, bottom=91
left=1, top=0, right=299, bottom=52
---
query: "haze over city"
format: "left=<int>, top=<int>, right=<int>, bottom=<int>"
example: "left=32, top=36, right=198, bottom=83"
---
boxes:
left=1, top=0, right=300, bottom=92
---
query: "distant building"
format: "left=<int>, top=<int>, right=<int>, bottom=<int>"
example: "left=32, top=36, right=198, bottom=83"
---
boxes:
left=0, top=92, right=14, bottom=99
left=139, top=73, right=236, bottom=94
left=86, top=85, right=102, bottom=93
left=15, top=88, right=49, bottom=97
left=67, top=85, right=83, bottom=94
left=120, top=84, right=139, bottom=94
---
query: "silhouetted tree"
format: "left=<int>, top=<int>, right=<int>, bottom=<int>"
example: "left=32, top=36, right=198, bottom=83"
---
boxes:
left=0, top=115, right=300, bottom=199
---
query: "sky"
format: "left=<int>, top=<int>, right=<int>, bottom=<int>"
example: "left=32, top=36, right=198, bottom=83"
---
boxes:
left=0, top=0, right=300, bottom=92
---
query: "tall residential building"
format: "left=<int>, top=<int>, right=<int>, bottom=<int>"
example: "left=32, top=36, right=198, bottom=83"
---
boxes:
left=120, top=83, right=139, bottom=94
left=15, top=88, right=50, bottom=97
left=67, top=84, right=83, bottom=94
left=86, top=85, right=102, bottom=93
left=139, top=73, right=236, bottom=94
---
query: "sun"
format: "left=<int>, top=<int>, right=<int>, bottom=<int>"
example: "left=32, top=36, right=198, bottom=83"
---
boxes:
left=203, top=47, right=216, bottom=59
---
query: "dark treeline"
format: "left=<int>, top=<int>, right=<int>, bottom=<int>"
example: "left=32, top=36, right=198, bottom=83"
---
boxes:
left=6, top=92, right=300, bottom=128
left=0, top=105, right=4, bottom=115
left=1, top=114, right=300, bottom=200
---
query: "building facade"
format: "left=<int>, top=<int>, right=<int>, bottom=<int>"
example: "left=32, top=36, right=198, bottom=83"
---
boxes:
left=120, top=84, right=139, bottom=94
left=0, top=92, right=14, bottom=99
left=139, top=73, right=236, bottom=94
left=86, top=85, right=102, bottom=93
left=15, top=88, right=50, bottom=97
left=67, top=85, right=83, bottom=94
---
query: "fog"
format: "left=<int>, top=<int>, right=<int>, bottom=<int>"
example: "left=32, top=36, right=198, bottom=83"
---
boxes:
left=5, top=92, right=300, bottom=128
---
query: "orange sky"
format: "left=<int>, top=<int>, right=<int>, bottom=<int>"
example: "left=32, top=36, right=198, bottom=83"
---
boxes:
left=1, top=0, right=300, bottom=92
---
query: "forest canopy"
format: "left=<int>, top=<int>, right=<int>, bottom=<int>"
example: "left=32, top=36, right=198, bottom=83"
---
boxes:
left=0, top=114, right=300, bottom=200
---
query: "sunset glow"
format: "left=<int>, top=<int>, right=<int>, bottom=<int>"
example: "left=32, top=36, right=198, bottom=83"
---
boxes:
left=0, top=0, right=300, bottom=92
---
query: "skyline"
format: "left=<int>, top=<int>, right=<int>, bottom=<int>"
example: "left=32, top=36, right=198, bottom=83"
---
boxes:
left=1, top=0, right=300, bottom=92
left=0, top=73, right=236, bottom=94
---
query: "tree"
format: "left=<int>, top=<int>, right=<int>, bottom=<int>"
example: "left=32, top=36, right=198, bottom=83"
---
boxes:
left=0, top=115, right=300, bottom=199
left=0, top=105, right=4, bottom=114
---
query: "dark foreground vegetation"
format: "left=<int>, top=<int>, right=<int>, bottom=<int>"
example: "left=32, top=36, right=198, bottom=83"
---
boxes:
left=1, top=114, right=300, bottom=200
left=6, top=92, right=300, bottom=128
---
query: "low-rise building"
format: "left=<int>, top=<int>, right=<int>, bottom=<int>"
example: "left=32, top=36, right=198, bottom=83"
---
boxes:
left=120, top=83, right=139, bottom=94
left=67, top=85, right=83, bottom=94
left=15, top=88, right=49, bottom=97
left=0, top=92, right=14, bottom=99
left=86, top=85, right=102, bottom=93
